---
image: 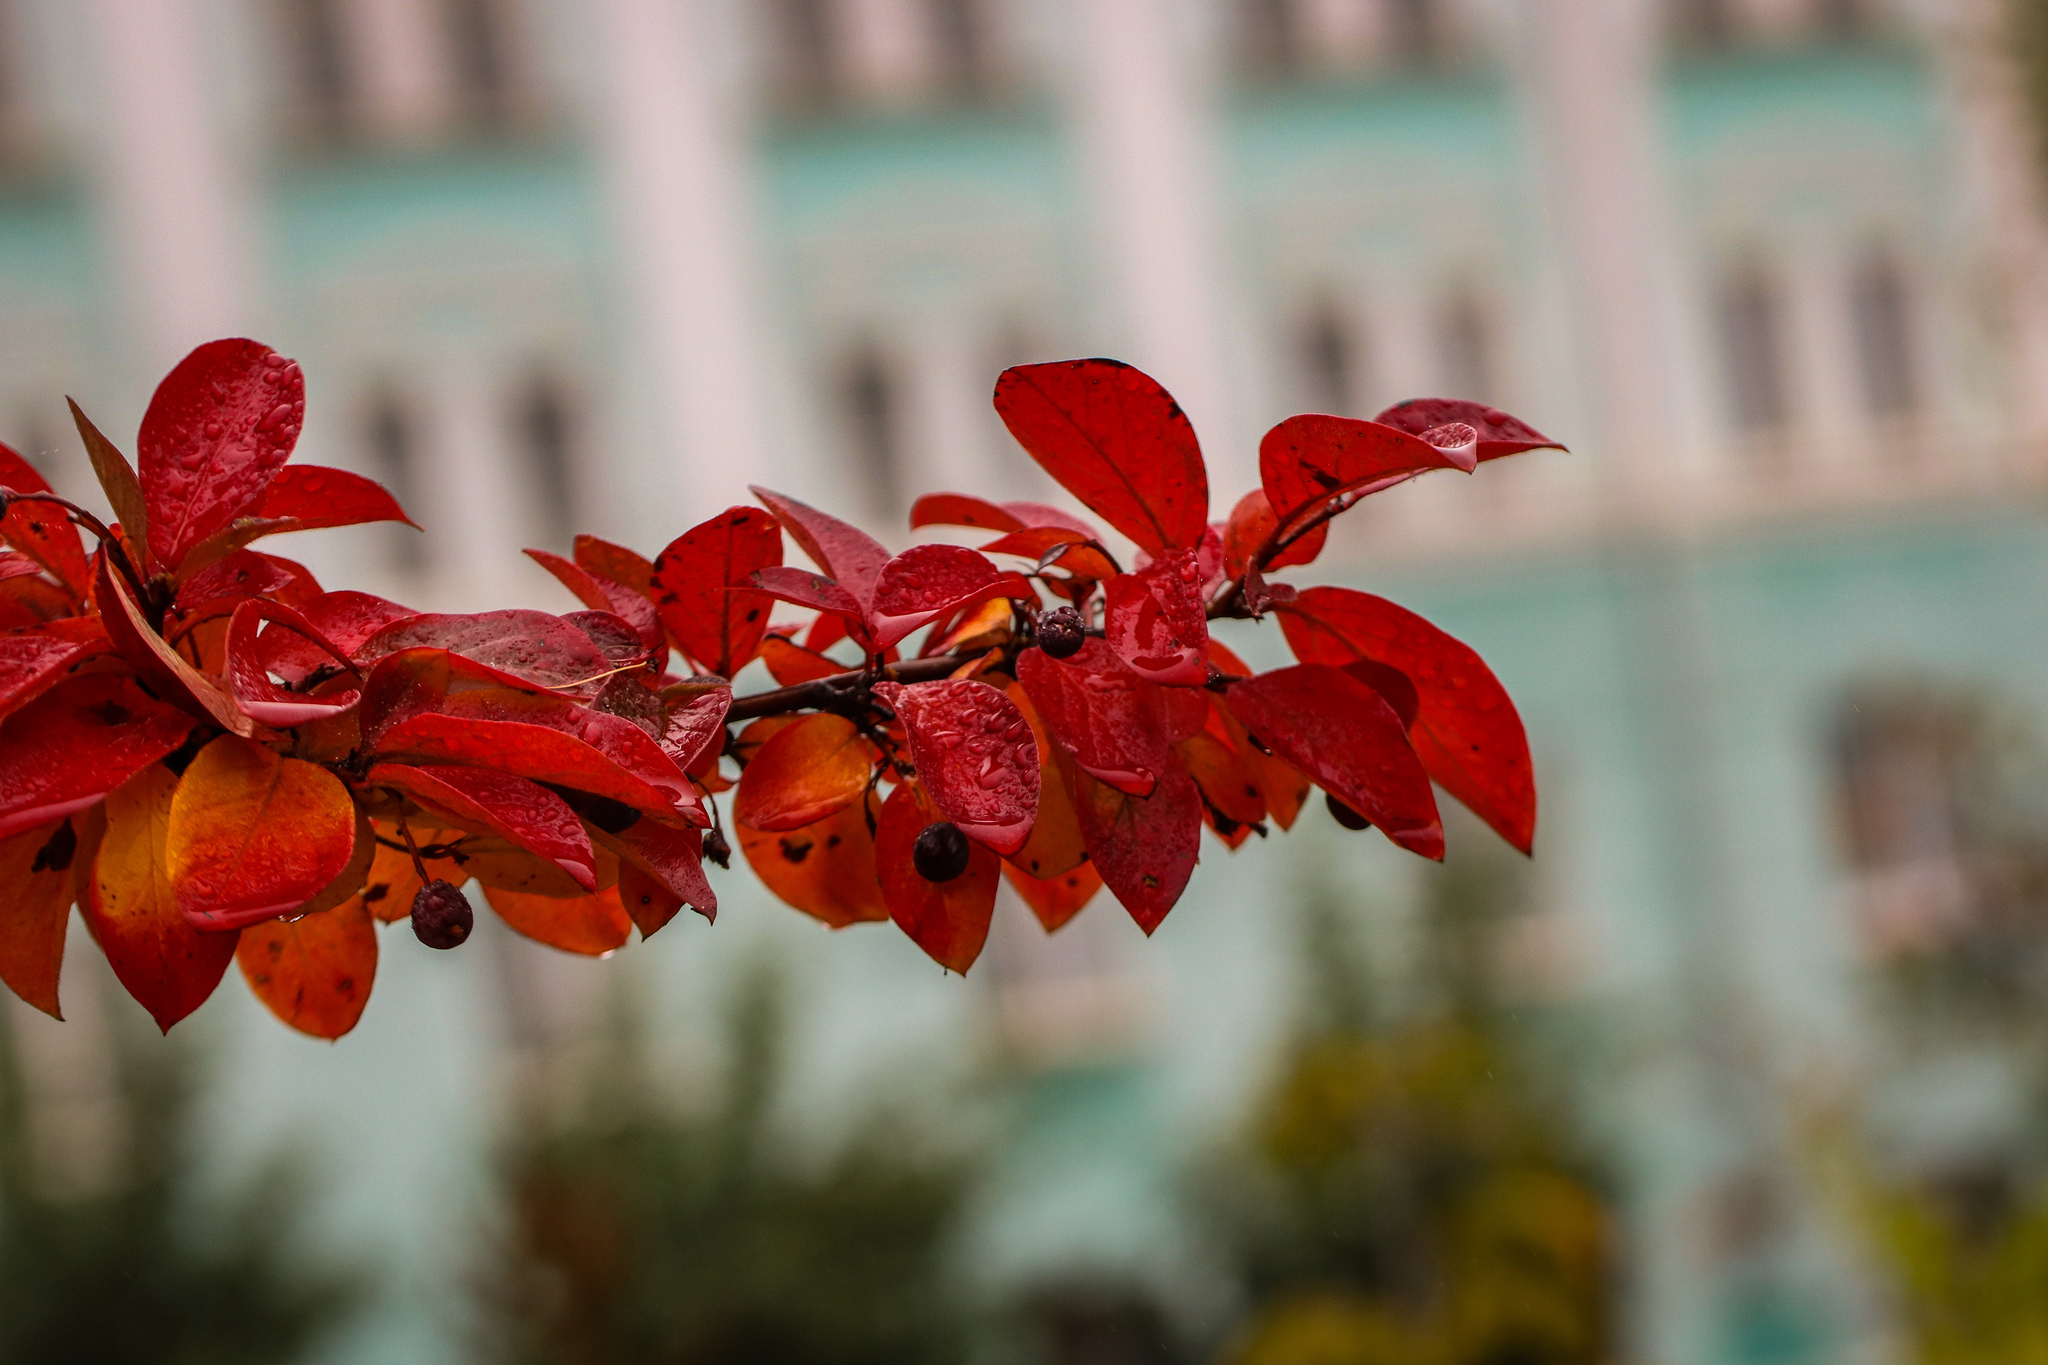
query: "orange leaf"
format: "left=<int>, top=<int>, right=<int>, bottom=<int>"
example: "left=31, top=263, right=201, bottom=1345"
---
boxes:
left=87, top=765, right=239, bottom=1031
left=0, top=818, right=82, bottom=1018
left=617, top=861, right=684, bottom=938
left=368, top=762, right=596, bottom=892
left=760, top=635, right=844, bottom=685
left=166, top=736, right=358, bottom=931
left=876, top=781, right=998, bottom=973
left=235, top=898, right=378, bottom=1039
left=733, top=713, right=876, bottom=832
left=482, top=884, right=632, bottom=956
left=737, top=792, right=886, bottom=929
left=1004, top=860, right=1102, bottom=934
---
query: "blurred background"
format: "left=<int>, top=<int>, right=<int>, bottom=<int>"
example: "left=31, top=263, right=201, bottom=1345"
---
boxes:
left=5, top=0, right=2048, bottom=1361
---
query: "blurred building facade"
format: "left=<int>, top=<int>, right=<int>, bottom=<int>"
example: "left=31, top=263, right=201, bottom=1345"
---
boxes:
left=4, top=1, right=2048, bottom=1363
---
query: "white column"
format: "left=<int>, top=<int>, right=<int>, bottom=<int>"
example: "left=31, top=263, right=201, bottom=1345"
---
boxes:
left=1783, top=232, right=1865, bottom=485
left=419, top=348, right=531, bottom=612
left=1068, top=0, right=1248, bottom=496
left=85, top=0, right=260, bottom=376
left=593, top=0, right=772, bottom=538
left=355, top=0, right=457, bottom=143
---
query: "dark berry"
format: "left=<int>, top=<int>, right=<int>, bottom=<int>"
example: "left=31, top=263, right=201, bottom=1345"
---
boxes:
left=411, top=879, right=474, bottom=949
left=1038, top=607, right=1086, bottom=659
left=913, top=822, right=971, bottom=882
left=703, top=827, right=733, bottom=870
left=1325, top=794, right=1372, bottom=831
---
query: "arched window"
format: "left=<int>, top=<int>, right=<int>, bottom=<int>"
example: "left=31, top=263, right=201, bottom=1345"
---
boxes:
left=929, top=0, right=992, bottom=100
left=1386, top=0, right=1440, bottom=65
left=443, top=0, right=515, bottom=132
left=1812, top=0, right=1870, bottom=41
left=840, top=337, right=904, bottom=521
left=514, top=370, right=578, bottom=549
left=1673, top=0, right=1737, bottom=49
left=364, top=388, right=423, bottom=572
left=281, top=0, right=356, bottom=143
left=1298, top=293, right=1360, bottom=414
left=1717, top=259, right=1790, bottom=436
left=1240, top=0, right=1303, bottom=77
left=772, top=0, right=842, bottom=109
left=1851, top=249, right=1918, bottom=420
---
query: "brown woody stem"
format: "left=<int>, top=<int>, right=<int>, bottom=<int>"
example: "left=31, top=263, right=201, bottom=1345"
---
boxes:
left=0, top=486, right=148, bottom=602
left=725, top=652, right=981, bottom=722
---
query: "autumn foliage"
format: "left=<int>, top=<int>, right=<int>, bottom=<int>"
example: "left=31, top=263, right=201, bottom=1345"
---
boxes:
left=0, top=342, right=1559, bottom=1039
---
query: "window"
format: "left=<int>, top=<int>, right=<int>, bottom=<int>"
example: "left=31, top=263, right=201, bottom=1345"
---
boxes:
left=772, top=0, right=841, bottom=108
left=1386, top=0, right=1440, bottom=65
left=1298, top=293, right=1360, bottom=414
left=443, top=0, right=515, bottom=132
left=514, top=370, right=578, bottom=549
left=282, top=0, right=356, bottom=142
left=365, top=389, right=423, bottom=572
left=1437, top=288, right=1495, bottom=402
left=928, top=0, right=992, bottom=99
left=1812, top=0, right=1870, bottom=41
left=840, top=338, right=904, bottom=521
left=1673, top=0, right=1737, bottom=49
left=1851, top=249, right=1918, bottom=420
left=1240, top=0, right=1303, bottom=77
left=1718, top=260, right=1790, bottom=435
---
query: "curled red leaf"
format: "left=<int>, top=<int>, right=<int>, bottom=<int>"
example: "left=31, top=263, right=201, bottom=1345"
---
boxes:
left=225, top=599, right=361, bottom=728
left=1372, top=398, right=1566, bottom=463
left=873, top=679, right=1039, bottom=857
left=370, top=762, right=597, bottom=892
left=1016, top=638, right=1168, bottom=797
left=866, top=544, right=1032, bottom=652
left=1103, top=548, right=1209, bottom=687
left=750, top=486, right=890, bottom=603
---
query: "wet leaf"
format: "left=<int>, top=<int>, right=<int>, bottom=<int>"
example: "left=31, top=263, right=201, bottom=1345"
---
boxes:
left=1005, top=859, right=1103, bottom=934
left=659, top=685, right=730, bottom=774
left=139, top=339, right=304, bottom=568
left=97, top=555, right=254, bottom=736
left=69, top=399, right=153, bottom=572
left=1227, top=664, right=1443, bottom=859
left=994, top=359, right=1208, bottom=558
left=527, top=549, right=665, bottom=668
left=0, top=819, right=80, bottom=1018
left=259, top=590, right=416, bottom=685
left=751, top=567, right=870, bottom=645
left=0, top=441, right=89, bottom=595
left=225, top=599, right=361, bottom=728
left=738, top=792, right=886, bottom=929
left=1373, top=398, right=1566, bottom=463
left=873, top=678, right=1038, bottom=856
left=591, top=819, right=717, bottom=924
left=1016, top=637, right=1167, bottom=797
left=1278, top=586, right=1535, bottom=854
left=876, top=781, right=998, bottom=973
left=1002, top=683, right=1089, bottom=880
left=867, top=544, right=1032, bottom=652
left=0, top=619, right=108, bottom=722
left=761, top=635, right=843, bottom=685
left=369, top=763, right=597, bottom=892
left=167, top=735, right=359, bottom=930
left=977, top=527, right=1120, bottom=583
left=1068, top=750, right=1201, bottom=934
left=0, top=673, right=194, bottom=841
left=87, top=765, right=239, bottom=1032
left=174, top=548, right=313, bottom=615
left=733, top=713, right=875, bottom=832
left=1258, top=414, right=1462, bottom=541
left=236, top=897, right=377, bottom=1039
left=750, top=486, right=890, bottom=603
left=617, top=860, right=684, bottom=938
left=1221, top=488, right=1326, bottom=580
left=651, top=507, right=782, bottom=677
left=573, top=535, right=655, bottom=597
left=356, top=609, right=613, bottom=691
left=1104, top=548, right=1209, bottom=686
left=483, top=884, right=633, bottom=956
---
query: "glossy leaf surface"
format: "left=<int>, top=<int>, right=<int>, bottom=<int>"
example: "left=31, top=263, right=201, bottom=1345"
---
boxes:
left=483, top=884, right=633, bottom=956
left=750, top=486, right=890, bottom=602
left=259, top=590, right=416, bottom=684
left=69, top=399, right=152, bottom=572
left=0, top=619, right=107, bottom=722
left=1227, top=665, right=1443, bottom=859
left=1258, top=415, right=1461, bottom=539
left=225, top=599, right=361, bottom=727
left=0, top=442, right=88, bottom=594
left=651, top=507, right=781, bottom=677
left=1278, top=586, right=1535, bottom=854
left=0, top=819, right=78, bottom=1018
left=369, top=762, right=597, bottom=892
left=866, top=544, right=1032, bottom=652
left=1068, top=752, right=1201, bottom=934
left=1003, top=684, right=1089, bottom=881
left=738, top=792, right=886, bottom=929
left=1373, top=398, right=1566, bottom=463
left=167, top=736, right=359, bottom=930
left=1103, top=548, right=1210, bottom=686
left=1222, top=489, right=1326, bottom=579
left=88, top=765, right=239, bottom=1032
left=139, top=340, right=304, bottom=568
left=734, top=713, right=875, bottom=832
left=97, top=556, right=253, bottom=735
left=236, top=898, right=377, bottom=1039
left=0, top=674, right=193, bottom=841
left=527, top=549, right=664, bottom=664
left=876, top=781, right=998, bottom=973
left=1016, top=638, right=1167, bottom=797
left=874, top=679, right=1038, bottom=856
left=994, top=360, right=1208, bottom=558
left=596, top=818, right=718, bottom=923
left=1005, top=860, right=1103, bottom=934
left=356, top=609, right=612, bottom=691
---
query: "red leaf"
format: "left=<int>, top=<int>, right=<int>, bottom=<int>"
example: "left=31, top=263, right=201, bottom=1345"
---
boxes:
left=69, top=399, right=154, bottom=574
left=1221, top=489, right=1326, bottom=580
left=225, top=599, right=361, bottom=727
left=993, top=359, right=1209, bottom=559
left=1004, top=860, right=1103, bottom=933
left=88, top=765, right=239, bottom=1031
left=377, top=688, right=704, bottom=828
left=761, top=636, right=844, bottom=685
left=573, top=534, right=655, bottom=598
left=738, top=792, right=886, bottom=929
left=1372, top=398, right=1566, bottom=463
left=1067, top=750, right=1202, bottom=934
left=876, top=780, right=998, bottom=973
left=258, top=590, right=416, bottom=685
left=651, top=507, right=782, bottom=678
left=617, top=861, right=684, bottom=938
left=564, top=609, right=651, bottom=673
left=1103, top=548, right=1210, bottom=686
left=0, top=819, right=82, bottom=1017
left=866, top=545, right=1033, bottom=652
left=483, top=884, right=633, bottom=956
left=659, top=685, right=730, bottom=773
left=174, top=549, right=311, bottom=616
left=1258, top=415, right=1462, bottom=540
left=1278, top=586, right=1535, bottom=854
left=139, top=339, right=305, bottom=568
left=977, top=527, right=1121, bottom=583
left=356, top=609, right=613, bottom=691
left=734, top=713, right=875, bottom=832
left=370, top=762, right=598, bottom=892
left=0, top=441, right=88, bottom=595
left=97, top=555, right=254, bottom=736
left=167, top=735, right=360, bottom=930
left=909, top=493, right=1023, bottom=533
left=1016, top=638, right=1168, bottom=797
left=594, top=818, right=718, bottom=924
left=236, top=897, right=377, bottom=1039
left=1226, top=664, right=1443, bottom=859
left=527, top=549, right=666, bottom=669
left=0, top=674, right=193, bottom=841
left=750, top=486, right=890, bottom=603
left=873, top=679, right=1039, bottom=856
left=0, top=619, right=108, bottom=722
left=750, top=567, right=869, bottom=645
left=1003, top=682, right=1089, bottom=880
left=257, top=463, right=414, bottom=528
